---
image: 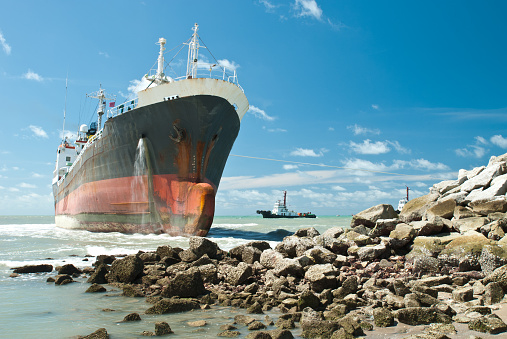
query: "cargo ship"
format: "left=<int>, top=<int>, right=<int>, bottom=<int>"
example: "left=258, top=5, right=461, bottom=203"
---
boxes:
left=256, top=191, right=317, bottom=218
left=52, top=24, right=248, bottom=236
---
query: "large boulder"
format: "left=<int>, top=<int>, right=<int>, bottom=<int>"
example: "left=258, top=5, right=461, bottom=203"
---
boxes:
left=389, top=223, right=416, bottom=248
left=370, top=218, right=399, bottom=237
left=470, top=198, right=507, bottom=216
left=438, top=231, right=493, bottom=270
left=162, top=267, right=207, bottom=297
left=395, top=307, right=452, bottom=325
left=399, top=194, right=439, bottom=223
left=411, top=219, right=444, bottom=236
left=304, top=263, right=338, bottom=292
left=219, top=262, right=253, bottom=285
left=351, top=204, right=398, bottom=228
left=189, top=236, right=220, bottom=259
left=106, top=255, right=144, bottom=283
left=425, top=199, right=456, bottom=220
left=275, top=236, right=315, bottom=258
left=145, top=297, right=200, bottom=314
left=451, top=217, right=490, bottom=234
left=460, top=163, right=506, bottom=193
left=13, top=264, right=53, bottom=274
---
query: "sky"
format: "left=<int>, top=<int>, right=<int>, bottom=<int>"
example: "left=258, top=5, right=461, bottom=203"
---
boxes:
left=1, top=0, right=507, bottom=216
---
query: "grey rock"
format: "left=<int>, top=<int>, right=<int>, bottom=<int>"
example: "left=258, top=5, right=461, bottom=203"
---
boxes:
left=351, top=204, right=398, bottom=228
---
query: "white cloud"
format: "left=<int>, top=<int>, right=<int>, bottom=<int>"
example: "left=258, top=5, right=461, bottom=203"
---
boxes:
left=475, top=136, right=488, bottom=145
left=371, top=104, right=379, bottom=110
left=99, top=51, right=110, bottom=58
left=455, top=145, right=486, bottom=158
left=331, top=185, right=345, bottom=191
left=0, top=31, right=11, bottom=55
left=28, top=125, right=48, bottom=138
left=259, top=0, right=277, bottom=12
left=347, top=124, right=380, bottom=136
left=283, top=164, right=299, bottom=170
left=491, top=135, right=507, bottom=149
left=23, top=69, right=43, bottom=82
left=294, top=0, right=323, bottom=20
left=32, top=173, right=44, bottom=178
left=349, top=140, right=390, bottom=155
left=388, top=140, right=411, bottom=154
left=19, top=183, right=36, bottom=189
left=248, top=105, right=275, bottom=121
left=290, top=148, right=323, bottom=157
left=263, top=126, right=287, bottom=133
left=218, top=59, right=239, bottom=71
left=407, top=159, right=450, bottom=171
left=328, top=127, right=335, bottom=131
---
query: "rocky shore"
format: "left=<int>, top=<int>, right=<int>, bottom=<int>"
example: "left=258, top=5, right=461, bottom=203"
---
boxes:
left=12, top=153, right=507, bottom=338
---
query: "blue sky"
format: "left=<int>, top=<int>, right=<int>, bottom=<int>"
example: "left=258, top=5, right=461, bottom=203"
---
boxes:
left=1, top=0, right=507, bottom=216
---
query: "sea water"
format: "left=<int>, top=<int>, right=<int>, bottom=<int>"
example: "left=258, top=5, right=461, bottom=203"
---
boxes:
left=0, top=215, right=351, bottom=338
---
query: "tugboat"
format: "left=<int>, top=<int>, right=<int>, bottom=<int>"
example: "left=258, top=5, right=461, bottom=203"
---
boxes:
left=256, top=191, right=316, bottom=218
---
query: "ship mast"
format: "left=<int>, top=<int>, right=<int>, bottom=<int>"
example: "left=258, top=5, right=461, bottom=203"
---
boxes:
left=87, top=86, right=115, bottom=130
left=186, top=23, right=200, bottom=79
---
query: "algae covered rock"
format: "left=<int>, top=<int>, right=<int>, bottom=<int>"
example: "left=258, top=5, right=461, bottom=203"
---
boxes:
left=399, top=193, right=439, bottom=223
left=468, top=314, right=507, bottom=334
left=395, top=307, right=451, bottom=325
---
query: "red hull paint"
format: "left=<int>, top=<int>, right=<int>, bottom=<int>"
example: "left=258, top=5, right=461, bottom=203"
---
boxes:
left=55, top=174, right=216, bottom=236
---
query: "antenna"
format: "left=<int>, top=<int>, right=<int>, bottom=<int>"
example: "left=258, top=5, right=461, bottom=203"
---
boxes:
left=62, top=75, right=68, bottom=143
left=87, top=86, right=115, bottom=130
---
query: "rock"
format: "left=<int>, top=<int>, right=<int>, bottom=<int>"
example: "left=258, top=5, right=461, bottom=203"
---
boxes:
left=351, top=204, right=398, bottom=228
left=269, top=329, right=294, bottom=339
left=470, top=198, right=507, bottom=215
left=55, top=274, right=74, bottom=285
left=373, top=307, right=394, bottom=327
left=87, top=264, right=109, bottom=284
left=275, top=236, right=315, bottom=258
left=297, top=290, right=321, bottom=311
left=452, top=286, right=474, bottom=302
left=106, top=255, right=144, bottom=283
left=461, top=163, right=506, bottom=193
left=389, top=223, right=416, bottom=248
left=78, top=328, right=109, bottom=339
left=454, top=206, right=477, bottom=219
left=425, top=199, right=456, bottom=220
left=162, top=267, right=206, bottom=298
left=272, top=258, right=304, bottom=277
left=140, top=331, right=155, bottom=336
left=122, top=284, right=144, bottom=297
left=438, top=232, right=492, bottom=270
left=396, top=307, right=451, bottom=325
left=86, top=283, right=107, bottom=293
left=188, top=320, right=207, bottom=327
left=413, top=256, right=440, bottom=275
left=155, top=321, right=173, bottom=335
left=452, top=217, right=490, bottom=234
left=218, top=330, right=241, bottom=337
left=479, top=244, right=507, bottom=275
left=342, top=231, right=371, bottom=247
left=301, top=318, right=339, bottom=339
left=304, top=247, right=336, bottom=265
left=235, top=314, right=256, bottom=325
left=294, top=227, right=320, bottom=237
left=220, top=262, right=253, bottom=285
left=12, top=264, right=53, bottom=274
left=242, top=246, right=263, bottom=264
left=275, top=317, right=295, bottom=330
left=247, top=302, right=264, bottom=314
left=411, top=219, right=444, bottom=236
left=145, top=298, right=200, bottom=314
left=370, top=218, right=399, bottom=237
left=357, top=243, right=387, bottom=261
left=399, top=193, right=439, bottom=223
left=197, top=263, right=218, bottom=284
left=122, top=313, right=141, bottom=322
left=483, top=264, right=507, bottom=290
left=304, top=264, right=338, bottom=292
left=468, top=314, right=507, bottom=334
left=260, top=249, right=286, bottom=269
left=484, top=282, right=504, bottom=305
left=245, top=332, right=272, bottom=339
left=189, top=236, right=220, bottom=259
left=57, top=264, right=82, bottom=275
left=248, top=321, right=267, bottom=330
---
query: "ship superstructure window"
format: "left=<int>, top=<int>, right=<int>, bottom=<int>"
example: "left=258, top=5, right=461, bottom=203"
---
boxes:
left=66, top=157, right=71, bottom=161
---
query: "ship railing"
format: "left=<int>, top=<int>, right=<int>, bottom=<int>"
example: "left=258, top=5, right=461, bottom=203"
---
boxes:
left=56, top=130, right=103, bottom=186
left=145, top=64, right=243, bottom=92
left=107, top=98, right=139, bottom=119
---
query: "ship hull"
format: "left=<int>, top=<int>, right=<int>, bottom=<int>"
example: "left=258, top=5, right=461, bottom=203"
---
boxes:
left=53, top=94, right=240, bottom=236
